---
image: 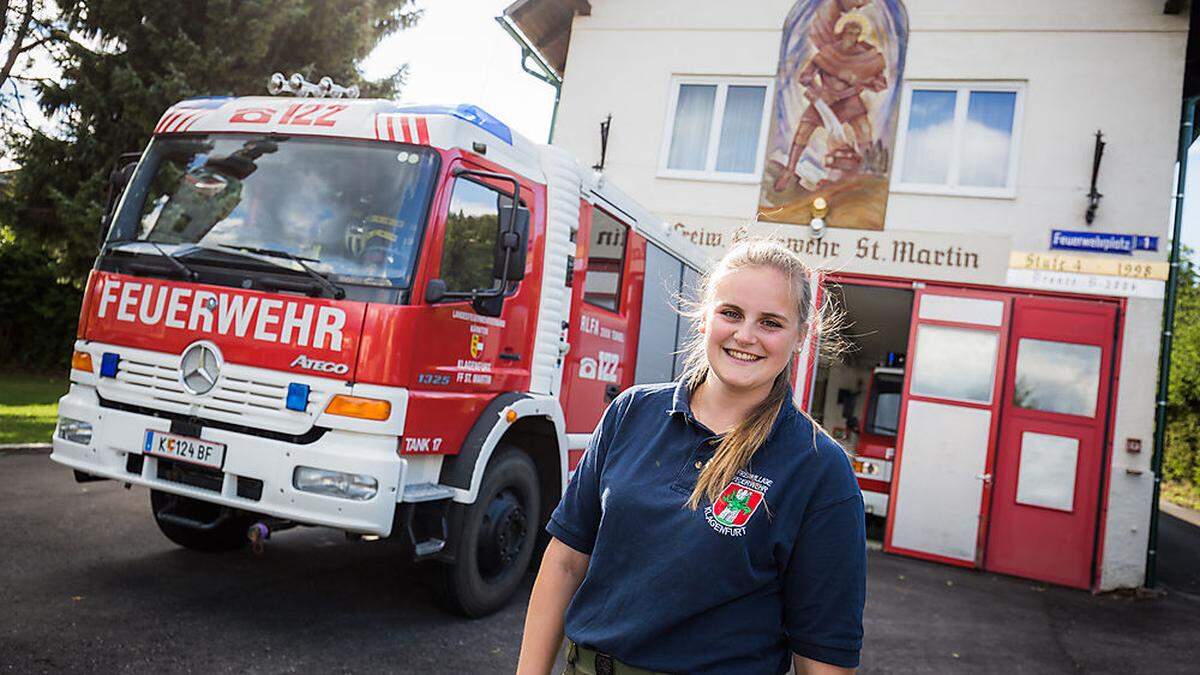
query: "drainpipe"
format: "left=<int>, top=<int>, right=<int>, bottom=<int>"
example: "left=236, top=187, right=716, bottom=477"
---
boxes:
left=1146, top=94, right=1199, bottom=589
left=496, top=15, right=563, bottom=144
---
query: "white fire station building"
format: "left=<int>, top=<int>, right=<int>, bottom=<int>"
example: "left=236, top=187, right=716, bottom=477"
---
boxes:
left=503, top=0, right=1189, bottom=591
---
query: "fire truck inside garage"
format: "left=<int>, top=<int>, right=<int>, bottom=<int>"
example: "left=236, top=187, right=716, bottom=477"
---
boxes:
left=809, top=281, right=912, bottom=520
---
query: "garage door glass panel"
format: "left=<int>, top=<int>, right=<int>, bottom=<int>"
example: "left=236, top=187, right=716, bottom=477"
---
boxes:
left=1012, top=339, right=1101, bottom=417
left=909, top=325, right=999, bottom=403
left=1015, top=432, right=1079, bottom=512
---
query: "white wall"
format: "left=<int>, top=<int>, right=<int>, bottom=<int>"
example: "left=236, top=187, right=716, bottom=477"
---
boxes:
left=551, top=0, right=1188, bottom=590
left=557, top=1, right=1184, bottom=257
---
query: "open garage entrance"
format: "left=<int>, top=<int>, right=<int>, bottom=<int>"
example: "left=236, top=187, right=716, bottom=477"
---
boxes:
left=800, top=279, right=1123, bottom=590
left=809, top=281, right=914, bottom=520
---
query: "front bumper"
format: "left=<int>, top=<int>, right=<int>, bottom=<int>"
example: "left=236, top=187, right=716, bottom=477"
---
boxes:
left=862, top=489, right=889, bottom=517
left=51, top=384, right=405, bottom=536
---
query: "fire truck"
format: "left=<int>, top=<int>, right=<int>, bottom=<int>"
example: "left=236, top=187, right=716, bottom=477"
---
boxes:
left=51, top=74, right=709, bottom=617
left=849, top=359, right=903, bottom=517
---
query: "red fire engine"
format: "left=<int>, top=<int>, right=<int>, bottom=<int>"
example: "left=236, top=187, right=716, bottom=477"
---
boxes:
left=850, top=361, right=903, bottom=517
left=51, top=74, right=709, bottom=616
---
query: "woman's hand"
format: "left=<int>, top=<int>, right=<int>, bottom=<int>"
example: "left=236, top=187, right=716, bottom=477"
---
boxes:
left=516, top=537, right=591, bottom=675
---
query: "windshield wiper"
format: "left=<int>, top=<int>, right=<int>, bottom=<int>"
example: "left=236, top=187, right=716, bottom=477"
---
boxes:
left=211, top=244, right=346, bottom=300
left=105, top=240, right=200, bottom=282
left=148, top=242, right=200, bottom=281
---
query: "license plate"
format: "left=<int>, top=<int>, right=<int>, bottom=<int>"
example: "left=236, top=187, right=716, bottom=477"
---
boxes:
left=143, top=430, right=226, bottom=470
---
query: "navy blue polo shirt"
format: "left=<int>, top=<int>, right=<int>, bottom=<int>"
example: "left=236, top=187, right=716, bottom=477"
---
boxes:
left=547, top=381, right=866, bottom=674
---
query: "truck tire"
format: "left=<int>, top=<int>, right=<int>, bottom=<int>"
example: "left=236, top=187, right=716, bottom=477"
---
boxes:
left=436, top=447, right=541, bottom=618
left=150, top=490, right=249, bottom=552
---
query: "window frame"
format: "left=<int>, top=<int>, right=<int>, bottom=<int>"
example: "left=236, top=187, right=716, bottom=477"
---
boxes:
left=581, top=206, right=630, bottom=315
left=890, top=80, right=1026, bottom=199
left=436, top=175, right=519, bottom=300
left=657, top=75, right=774, bottom=184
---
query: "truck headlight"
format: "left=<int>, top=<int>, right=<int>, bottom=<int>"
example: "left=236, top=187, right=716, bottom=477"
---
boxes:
left=57, top=417, right=93, bottom=445
left=292, top=466, right=378, bottom=501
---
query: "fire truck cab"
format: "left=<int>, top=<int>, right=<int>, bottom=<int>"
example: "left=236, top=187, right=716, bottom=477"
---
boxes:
left=51, top=79, right=709, bottom=616
left=851, top=361, right=903, bottom=516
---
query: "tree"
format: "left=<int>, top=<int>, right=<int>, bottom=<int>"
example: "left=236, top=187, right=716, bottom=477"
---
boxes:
left=0, top=0, right=420, bottom=370
left=1, top=1, right=78, bottom=90
left=1165, top=246, right=1200, bottom=487
left=1, top=1, right=83, bottom=164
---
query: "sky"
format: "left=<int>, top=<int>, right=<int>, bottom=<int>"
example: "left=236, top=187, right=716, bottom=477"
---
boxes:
left=1179, top=140, right=1200, bottom=255
left=361, top=0, right=556, bottom=143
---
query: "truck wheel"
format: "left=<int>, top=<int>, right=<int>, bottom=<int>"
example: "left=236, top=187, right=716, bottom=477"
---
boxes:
left=436, top=447, right=541, bottom=618
left=150, top=490, right=249, bottom=552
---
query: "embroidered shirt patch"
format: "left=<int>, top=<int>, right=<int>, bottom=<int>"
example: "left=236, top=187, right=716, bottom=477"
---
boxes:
left=705, top=470, right=772, bottom=536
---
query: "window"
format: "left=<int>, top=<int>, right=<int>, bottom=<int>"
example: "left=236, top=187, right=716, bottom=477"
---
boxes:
left=1012, top=339, right=1101, bottom=417
left=440, top=178, right=509, bottom=294
left=865, top=372, right=904, bottom=436
left=583, top=209, right=627, bottom=312
left=893, top=83, right=1024, bottom=197
left=908, top=324, right=999, bottom=404
left=1015, top=432, right=1080, bottom=512
left=659, top=77, right=772, bottom=182
left=113, top=135, right=439, bottom=289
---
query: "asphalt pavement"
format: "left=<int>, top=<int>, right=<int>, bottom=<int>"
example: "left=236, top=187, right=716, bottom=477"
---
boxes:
left=2, top=449, right=1198, bottom=673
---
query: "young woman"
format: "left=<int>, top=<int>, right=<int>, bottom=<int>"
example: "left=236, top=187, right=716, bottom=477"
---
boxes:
left=517, top=240, right=866, bottom=675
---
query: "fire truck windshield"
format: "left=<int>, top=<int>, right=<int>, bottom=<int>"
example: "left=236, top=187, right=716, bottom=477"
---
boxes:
left=106, top=134, right=439, bottom=290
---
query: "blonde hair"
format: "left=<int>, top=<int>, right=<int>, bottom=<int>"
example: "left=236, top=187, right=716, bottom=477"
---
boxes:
left=680, top=238, right=839, bottom=511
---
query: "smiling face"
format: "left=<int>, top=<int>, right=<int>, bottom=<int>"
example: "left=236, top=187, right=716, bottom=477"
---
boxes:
left=701, top=266, right=806, bottom=398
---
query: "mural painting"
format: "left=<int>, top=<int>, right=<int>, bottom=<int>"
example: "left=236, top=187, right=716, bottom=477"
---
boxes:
left=759, top=0, right=908, bottom=231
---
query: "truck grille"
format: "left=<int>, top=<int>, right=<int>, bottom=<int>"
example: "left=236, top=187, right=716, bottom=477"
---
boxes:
left=117, top=357, right=287, bottom=414
left=90, top=344, right=345, bottom=436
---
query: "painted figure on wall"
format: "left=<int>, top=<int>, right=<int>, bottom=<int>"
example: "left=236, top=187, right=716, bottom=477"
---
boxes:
left=759, top=0, right=907, bottom=231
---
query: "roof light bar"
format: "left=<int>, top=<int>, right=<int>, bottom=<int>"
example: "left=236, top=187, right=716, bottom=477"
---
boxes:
left=267, top=72, right=359, bottom=99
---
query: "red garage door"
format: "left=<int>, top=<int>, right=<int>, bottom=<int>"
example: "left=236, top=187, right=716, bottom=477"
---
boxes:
left=983, top=296, right=1118, bottom=589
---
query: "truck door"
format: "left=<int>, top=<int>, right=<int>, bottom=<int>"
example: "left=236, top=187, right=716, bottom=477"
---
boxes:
left=561, top=204, right=644, bottom=437
left=400, top=162, right=538, bottom=458
left=884, top=288, right=1012, bottom=567
left=982, top=296, right=1118, bottom=588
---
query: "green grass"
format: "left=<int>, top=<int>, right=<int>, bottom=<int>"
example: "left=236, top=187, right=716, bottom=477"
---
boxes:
left=0, top=374, right=69, bottom=445
left=1162, top=480, right=1200, bottom=512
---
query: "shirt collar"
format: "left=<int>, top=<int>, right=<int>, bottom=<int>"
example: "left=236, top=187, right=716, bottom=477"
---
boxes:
left=667, top=379, right=694, bottom=420
left=667, top=378, right=799, bottom=444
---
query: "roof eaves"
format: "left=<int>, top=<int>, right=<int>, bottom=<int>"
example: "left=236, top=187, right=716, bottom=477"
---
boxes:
left=502, top=0, right=591, bottom=78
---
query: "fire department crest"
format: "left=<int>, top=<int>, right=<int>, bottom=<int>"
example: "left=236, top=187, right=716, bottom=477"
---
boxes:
left=705, top=470, right=772, bottom=536
left=470, top=334, right=484, bottom=359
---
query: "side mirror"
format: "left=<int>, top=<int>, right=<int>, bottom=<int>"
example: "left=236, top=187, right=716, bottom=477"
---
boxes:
left=472, top=294, right=504, bottom=317
left=492, top=204, right=530, bottom=281
left=425, top=278, right=447, bottom=303
left=98, top=157, right=140, bottom=245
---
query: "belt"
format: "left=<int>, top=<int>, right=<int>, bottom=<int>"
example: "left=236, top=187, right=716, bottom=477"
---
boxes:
left=564, top=641, right=663, bottom=675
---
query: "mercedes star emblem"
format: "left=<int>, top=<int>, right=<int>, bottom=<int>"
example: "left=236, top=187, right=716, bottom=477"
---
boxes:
left=180, top=343, right=221, bottom=395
